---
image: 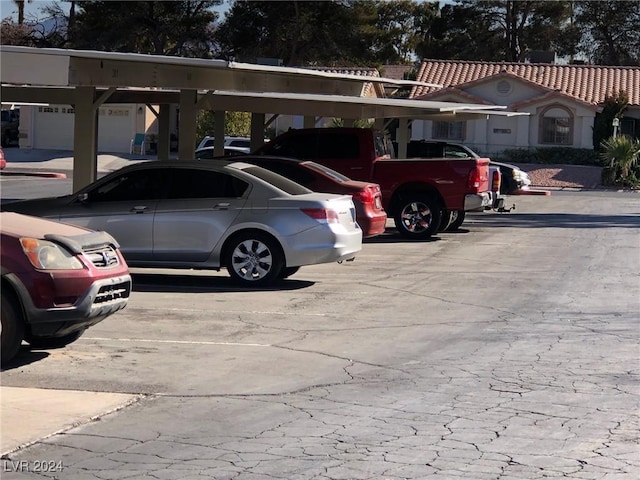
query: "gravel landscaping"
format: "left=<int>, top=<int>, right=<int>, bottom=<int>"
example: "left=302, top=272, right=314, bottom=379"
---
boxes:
left=519, top=163, right=603, bottom=189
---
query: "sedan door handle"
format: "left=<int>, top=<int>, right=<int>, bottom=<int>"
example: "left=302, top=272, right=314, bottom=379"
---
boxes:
left=213, top=202, right=230, bottom=210
left=130, top=206, right=148, bottom=213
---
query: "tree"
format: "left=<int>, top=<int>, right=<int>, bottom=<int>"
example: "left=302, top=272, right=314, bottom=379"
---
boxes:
left=215, top=0, right=413, bottom=66
left=216, top=1, right=360, bottom=65
left=372, top=0, right=439, bottom=64
left=13, top=0, right=32, bottom=25
left=593, top=91, right=629, bottom=151
left=196, top=111, right=251, bottom=140
left=419, top=0, right=572, bottom=62
left=0, top=19, right=37, bottom=46
left=574, top=1, right=640, bottom=66
left=69, top=1, right=220, bottom=57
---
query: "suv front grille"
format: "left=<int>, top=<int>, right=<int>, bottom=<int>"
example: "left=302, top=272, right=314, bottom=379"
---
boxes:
left=84, top=245, right=120, bottom=268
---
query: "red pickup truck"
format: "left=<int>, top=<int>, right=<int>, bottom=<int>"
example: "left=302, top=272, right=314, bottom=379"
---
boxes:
left=255, top=128, right=492, bottom=239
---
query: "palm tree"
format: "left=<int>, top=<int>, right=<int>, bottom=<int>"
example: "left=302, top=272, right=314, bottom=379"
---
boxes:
left=13, top=0, right=32, bottom=25
left=600, top=135, right=640, bottom=185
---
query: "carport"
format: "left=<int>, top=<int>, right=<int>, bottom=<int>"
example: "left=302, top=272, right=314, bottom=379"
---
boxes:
left=1, top=45, right=520, bottom=192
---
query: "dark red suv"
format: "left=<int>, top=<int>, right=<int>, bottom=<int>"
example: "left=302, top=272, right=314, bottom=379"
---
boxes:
left=1, top=212, right=132, bottom=365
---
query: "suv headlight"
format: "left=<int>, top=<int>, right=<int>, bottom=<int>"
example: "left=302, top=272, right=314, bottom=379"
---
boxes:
left=20, top=238, right=84, bottom=270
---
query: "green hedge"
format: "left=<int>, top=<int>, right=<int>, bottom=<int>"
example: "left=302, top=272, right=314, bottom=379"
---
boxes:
left=494, top=147, right=601, bottom=166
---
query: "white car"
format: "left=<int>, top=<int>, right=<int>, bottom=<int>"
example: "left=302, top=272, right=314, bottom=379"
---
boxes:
left=195, top=145, right=249, bottom=158
left=196, top=136, right=251, bottom=151
left=4, top=161, right=362, bottom=287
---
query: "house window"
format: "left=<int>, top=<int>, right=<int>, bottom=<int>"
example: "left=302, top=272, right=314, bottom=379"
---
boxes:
left=540, top=106, right=572, bottom=145
left=620, top=117, right=637, bottom=138
left=433, top=121, right=464, bottom=141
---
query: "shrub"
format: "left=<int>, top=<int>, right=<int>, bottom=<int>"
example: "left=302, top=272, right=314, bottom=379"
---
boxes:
left=599, top=135, right=640, bottom=189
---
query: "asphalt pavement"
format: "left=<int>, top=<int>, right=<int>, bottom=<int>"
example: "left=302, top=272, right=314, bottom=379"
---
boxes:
left=0, top=149, right=637, bottom=479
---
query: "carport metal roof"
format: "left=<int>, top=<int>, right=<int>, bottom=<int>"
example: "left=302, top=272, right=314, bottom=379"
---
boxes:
left=0, top=46, right=523, bottom=191
left=0, top=45, right=435, bottom=95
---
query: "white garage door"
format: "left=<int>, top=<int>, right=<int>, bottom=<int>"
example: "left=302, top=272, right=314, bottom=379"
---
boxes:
left=34, top=105, right=135, bottom=153
left=33, top=106, right=74, bottom=150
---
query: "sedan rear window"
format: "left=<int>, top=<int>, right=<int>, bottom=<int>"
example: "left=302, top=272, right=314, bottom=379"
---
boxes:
left=305, top=162, right=350, bottom=182
left=243, top=166, right=312, bottom=195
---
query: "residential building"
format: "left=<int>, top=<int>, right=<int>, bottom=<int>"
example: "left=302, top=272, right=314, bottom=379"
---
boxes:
left=409, top=60, right=640, bottom=155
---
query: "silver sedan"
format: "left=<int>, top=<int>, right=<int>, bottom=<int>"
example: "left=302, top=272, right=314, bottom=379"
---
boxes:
left=2, top=161, right=363, bottom=286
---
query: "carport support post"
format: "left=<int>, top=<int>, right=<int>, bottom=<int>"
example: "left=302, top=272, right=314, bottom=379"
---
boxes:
left=303, top=116, right=316, bottom=128
left=157, top=104, right=171, bottom=161
left=250, top=112, right=265, bottom=150
left=178, top=89, right=198, bottom=160
left=396, top=118, right=409, bottom=158
left=72, top=86, right=98, bottom=192
left=214, top=110, right=225, bottom=157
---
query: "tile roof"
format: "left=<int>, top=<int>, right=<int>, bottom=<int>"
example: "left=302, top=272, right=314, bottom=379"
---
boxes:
left=304, top=66, right=381, bottom=78
left=411, top=60, right=640, bottom=106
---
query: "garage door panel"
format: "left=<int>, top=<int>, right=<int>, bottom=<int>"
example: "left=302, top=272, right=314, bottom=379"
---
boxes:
left=34, top=105, right=135, bottom=153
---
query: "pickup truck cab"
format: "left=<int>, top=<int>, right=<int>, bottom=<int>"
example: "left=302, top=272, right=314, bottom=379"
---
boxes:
left=256, top=128, right=492, bottom=239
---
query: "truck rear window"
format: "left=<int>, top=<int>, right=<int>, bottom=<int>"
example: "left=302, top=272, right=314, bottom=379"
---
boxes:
left=375, top=133, right=393, bottom=159
left=317, top=133, right=359, bottom=159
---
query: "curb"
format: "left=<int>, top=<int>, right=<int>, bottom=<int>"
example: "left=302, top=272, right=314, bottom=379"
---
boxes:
left=0, top=171, right=67, bottom=179
left=513, top=188, right=552, bottom=196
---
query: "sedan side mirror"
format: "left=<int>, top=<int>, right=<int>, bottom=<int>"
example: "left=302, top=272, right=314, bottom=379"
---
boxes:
left=77, top=193, right=89, bottom=203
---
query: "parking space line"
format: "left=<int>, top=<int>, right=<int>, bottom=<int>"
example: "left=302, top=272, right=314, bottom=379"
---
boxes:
left=135, top=308, right=331, bottom=316
left=83, top=337, right=272, bottom=347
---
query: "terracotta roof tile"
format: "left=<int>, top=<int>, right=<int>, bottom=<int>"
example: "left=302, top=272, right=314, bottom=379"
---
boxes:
left=411, top=60, right=640, bottom=106
left=304, top=67, right=381, bottom=78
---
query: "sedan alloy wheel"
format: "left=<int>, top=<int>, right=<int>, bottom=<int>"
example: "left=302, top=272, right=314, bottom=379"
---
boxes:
left=225, top=232, right=284, bottom=286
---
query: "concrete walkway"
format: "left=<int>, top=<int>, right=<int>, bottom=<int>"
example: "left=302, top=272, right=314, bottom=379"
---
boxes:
left=1, top=387, right=140, bottom=455
left=1, top=148, right=155, bottom=175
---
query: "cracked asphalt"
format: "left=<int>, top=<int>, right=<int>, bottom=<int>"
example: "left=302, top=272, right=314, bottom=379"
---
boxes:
left=1, top=188, right=638, bottom=479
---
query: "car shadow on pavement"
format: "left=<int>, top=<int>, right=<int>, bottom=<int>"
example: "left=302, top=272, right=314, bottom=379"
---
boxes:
left=130, top=272, right=314, bottom=293
left=470, top=212, right=640, bottom=229
left=364, top=228, right=444, bottom=243
left=1, top=348, right=49, bottom=371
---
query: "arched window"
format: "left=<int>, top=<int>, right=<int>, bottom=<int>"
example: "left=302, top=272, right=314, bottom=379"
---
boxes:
left=540, top=105, right=573, bottom=145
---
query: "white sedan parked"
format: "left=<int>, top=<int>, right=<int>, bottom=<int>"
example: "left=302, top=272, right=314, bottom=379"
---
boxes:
left=3, top=161, right=363, bottom=286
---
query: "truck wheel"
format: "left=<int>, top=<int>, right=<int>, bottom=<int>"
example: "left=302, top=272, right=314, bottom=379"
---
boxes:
left=442, top=210, right=466, bottom=231
left=394, top=195, right=442, bottom=239
left=1, top=294, right=25, bottom=365
left=225, top=231, right=284, bottom=287
left=26, top=330, right=85, bottom=349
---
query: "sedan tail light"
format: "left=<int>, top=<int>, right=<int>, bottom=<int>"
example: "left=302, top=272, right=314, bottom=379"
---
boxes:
left=352, top=187, right=375, bottom=205
left=301, top=208, right=340, bottom=224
